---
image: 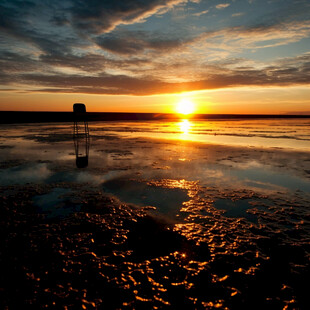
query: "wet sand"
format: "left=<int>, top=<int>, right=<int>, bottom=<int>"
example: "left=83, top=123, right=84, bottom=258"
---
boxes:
left=0, top=120, right=310, bottom=309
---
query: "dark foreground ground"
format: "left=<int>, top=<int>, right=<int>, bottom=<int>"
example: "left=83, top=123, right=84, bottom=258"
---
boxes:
left=1, top=182, right=309, bottom=309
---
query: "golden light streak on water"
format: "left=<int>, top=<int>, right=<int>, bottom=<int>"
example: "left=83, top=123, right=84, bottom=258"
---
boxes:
left=179, top=119, right=192, bottom=136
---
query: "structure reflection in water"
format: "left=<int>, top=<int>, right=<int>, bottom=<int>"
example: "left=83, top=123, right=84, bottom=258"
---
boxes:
left=73, top=103, right=90, bottom=168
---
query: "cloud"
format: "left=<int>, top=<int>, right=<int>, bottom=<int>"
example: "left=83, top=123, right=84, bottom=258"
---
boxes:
left=215, top=3, right=230, bottom=10
left=0, top=2, right=85, bottom=58
left=96, top=32, right=185, bottom=55
left=0, top=0, right=187, bottom=58
left=92, top=19, right=310, bottom=61
left=0, top=0, right=187, bottom=37
left=94, top=19, right=310, bottom=60
left=190, top=20, right=310, bottom=56
left=193, top=9, right=209, bottom=17
left=1, top=0, right=310, bottom=97
left=39, top=53, right=108, bottom=72
left=0, top=52, right=308, bottom=95
left=232, top=12, right=244, bottom=17
left=69, top=0, right=187, bottom=34
left=0, top=51, right=40, bottom=73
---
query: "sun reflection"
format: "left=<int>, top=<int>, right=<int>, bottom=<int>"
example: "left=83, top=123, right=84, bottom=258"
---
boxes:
left=179, top=119, right=191, bottom=135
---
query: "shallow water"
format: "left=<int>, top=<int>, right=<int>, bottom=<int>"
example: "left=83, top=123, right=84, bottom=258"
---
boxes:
left=0, top=119, right=310, bottom=309
left=1, top=120, right=309, bottom=193
left=33, top=188, right=81, bottom=218
left=103, top=179, right=189, bottom=221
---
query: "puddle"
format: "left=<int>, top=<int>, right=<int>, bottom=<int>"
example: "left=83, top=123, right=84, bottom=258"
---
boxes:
left=33, top=188, right=81, bottom=219
left=213, top=199, right=269, bottom=223
left=0, top=163, right=52, bottom=185
left=102, top=179, right=189, bottom=219
left=231, top=168, right=310, bottom=193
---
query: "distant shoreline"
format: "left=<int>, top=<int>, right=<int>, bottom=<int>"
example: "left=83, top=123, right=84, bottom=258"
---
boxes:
left=0, top=111, right=310, bottom=124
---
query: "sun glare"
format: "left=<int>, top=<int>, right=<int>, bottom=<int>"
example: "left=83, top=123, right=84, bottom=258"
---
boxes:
left=179, top=119, right=191, bottom=135
left=176, top=99, right=195, bottom=115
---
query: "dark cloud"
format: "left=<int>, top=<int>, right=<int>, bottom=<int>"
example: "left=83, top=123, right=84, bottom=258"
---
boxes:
left=1, top=53, right=308, bottom=95
left=0, top=0, right=310, bottom=97
left=250, top=0, right=310, bottom=26
left=0, top=0, right=187, bottom=56
left=0, top=1, right=84, bottom=56
left=96, top=32, right=185, bottom=55
left=0, top=52, right=40, bottom=73
left=0, top=1, right=36, bottom=31
left=0, top=48, right=150, bottom=75
left=39, top=53, right=108, bottom=72
left=95, top=18, right=310, bottom=56
left=39, top=53, right=150, bottom=72
left=69, top=0, right=186, bottom=34
left=0, top=0, right=187, bottom=74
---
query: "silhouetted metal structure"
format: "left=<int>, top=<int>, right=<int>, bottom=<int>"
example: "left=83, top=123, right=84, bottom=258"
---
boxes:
left=73, top=103, right=89, bottom=136
left=73, top=103, right=90, bottom=168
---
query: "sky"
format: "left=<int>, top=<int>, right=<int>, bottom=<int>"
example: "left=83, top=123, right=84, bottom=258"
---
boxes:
left=0, top=0, right=310, bottom=114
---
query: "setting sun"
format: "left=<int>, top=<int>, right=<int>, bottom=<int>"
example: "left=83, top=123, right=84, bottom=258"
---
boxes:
left=176, top=99, right=195, bottom=115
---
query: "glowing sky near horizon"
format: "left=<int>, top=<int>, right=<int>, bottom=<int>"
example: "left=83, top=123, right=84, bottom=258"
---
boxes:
left=0, top=0, right=310, bottom=113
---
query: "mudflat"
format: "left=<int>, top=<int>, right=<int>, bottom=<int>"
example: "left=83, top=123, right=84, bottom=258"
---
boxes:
left=0, top=119, right=309, bottom=309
